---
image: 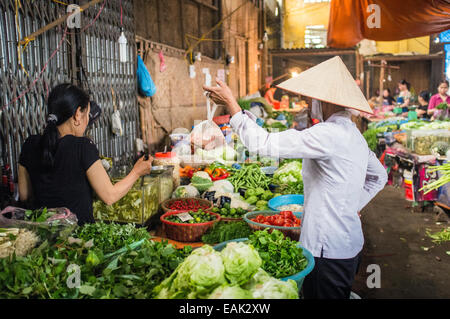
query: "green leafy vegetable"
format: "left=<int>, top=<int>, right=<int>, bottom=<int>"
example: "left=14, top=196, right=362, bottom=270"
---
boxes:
left=191, top=171, right=214, bottom=192
left=221, top=242, right=262, bottom=285
left=201, top=221, right=253, bottom=245
left=248, top=229, right=307, bottom=278
left=273, top=160, right=303, bottom=195
left=243, top=268, right=298, bottom=299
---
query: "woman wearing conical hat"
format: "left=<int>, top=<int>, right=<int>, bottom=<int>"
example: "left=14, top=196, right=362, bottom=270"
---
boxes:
left=204, top=56, right=388, bottom=299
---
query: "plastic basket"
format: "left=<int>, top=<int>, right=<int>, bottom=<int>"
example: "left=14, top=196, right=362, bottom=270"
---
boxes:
left=160, top=210, right=220, bottom=242
left=161, top=198, right=213, bottom=213
left=268, top=194, right=304, bottom=214
left=243, top=211, right=302, bottom=241
left=213, top=238, right=315, bottom=291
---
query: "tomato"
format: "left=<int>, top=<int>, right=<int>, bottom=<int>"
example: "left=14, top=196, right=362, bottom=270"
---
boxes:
left=284, top=221, right=294, bottom=227
left=274, top=217, right=284, bottom=226
left=280, top=211, right=294, bottom=219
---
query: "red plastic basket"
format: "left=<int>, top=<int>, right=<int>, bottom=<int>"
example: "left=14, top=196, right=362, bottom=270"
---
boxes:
left=160, top=210, right=221, bottom=242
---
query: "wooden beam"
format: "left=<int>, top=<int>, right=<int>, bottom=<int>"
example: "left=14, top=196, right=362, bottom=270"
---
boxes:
left=364, top=54, right=443, bottom=62
left=269, top=49, right=356, bottom=57
left=369, top=63, right=400, bottom=69
left=189, top=0, right=219, bottom=11
left=20, top=0, right=103, bottom=45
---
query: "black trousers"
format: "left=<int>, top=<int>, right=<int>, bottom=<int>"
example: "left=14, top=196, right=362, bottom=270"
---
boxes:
left=302, top=250, right=362, bottom=299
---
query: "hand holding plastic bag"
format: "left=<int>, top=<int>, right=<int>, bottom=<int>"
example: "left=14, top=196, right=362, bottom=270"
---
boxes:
left=190, top=95, right=225, bottom=150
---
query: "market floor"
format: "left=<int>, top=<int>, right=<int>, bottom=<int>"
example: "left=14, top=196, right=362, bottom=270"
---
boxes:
left=352, top=186, right=450, bottom=299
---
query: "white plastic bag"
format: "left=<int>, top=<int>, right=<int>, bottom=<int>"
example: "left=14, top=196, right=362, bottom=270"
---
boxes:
left=190, top=96, right=225, bottom=150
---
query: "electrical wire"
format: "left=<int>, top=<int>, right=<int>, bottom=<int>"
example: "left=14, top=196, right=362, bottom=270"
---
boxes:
left=2, top=0, right=107, bottom=111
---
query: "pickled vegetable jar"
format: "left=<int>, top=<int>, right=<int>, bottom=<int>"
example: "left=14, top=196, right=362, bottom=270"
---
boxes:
left=93, top=177, right=160, bottom=224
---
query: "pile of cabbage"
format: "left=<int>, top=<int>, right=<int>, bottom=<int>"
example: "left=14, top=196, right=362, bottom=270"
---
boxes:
left=153, top=242, right=298, bottom=299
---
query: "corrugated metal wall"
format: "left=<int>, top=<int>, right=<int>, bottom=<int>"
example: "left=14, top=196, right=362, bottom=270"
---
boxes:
left=0, top=0, right=138, bottom=188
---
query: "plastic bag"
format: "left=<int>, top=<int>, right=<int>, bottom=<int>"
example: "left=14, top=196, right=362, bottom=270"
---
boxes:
left=137, top=55, right=156, bottom=97
left=190, top=96, right=225, bottom=150
left=0, top=207, right=78, bottom=241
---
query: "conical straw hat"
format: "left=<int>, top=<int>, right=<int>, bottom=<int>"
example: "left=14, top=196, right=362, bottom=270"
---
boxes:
left=276, top=56, right=373, bottom=114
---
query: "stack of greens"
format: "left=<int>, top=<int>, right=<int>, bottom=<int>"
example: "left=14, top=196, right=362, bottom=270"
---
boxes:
left=0, top=222, right=192, bottom=299
left=153, top=243, right=298, bottom=299
left=248, top=229, right=307, bottom=278
left=201, top=221, right=253, bottom=244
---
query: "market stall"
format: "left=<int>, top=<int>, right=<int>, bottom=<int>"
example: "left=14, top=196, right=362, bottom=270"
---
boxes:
left=362, top=115, right=450, bottom=214
left=0, top=99, right=314, bottom=299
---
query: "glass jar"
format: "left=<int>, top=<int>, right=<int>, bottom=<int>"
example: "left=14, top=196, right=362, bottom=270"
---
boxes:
left=93, top=177, right=159, bottom=224
left=153, top=152, right=181, bottom=188
left=145, top=166, right=174, bottom=203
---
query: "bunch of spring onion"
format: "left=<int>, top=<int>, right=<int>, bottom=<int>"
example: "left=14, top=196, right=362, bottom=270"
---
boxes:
left=420, top=163, right=450, bottom=194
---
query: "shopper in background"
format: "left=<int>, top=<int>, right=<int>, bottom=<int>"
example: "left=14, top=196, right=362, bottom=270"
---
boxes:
left=397, top=79, right=412, bottom=113
left=416, top=91, right=431, bottom=119
left=18, top=84, right=152, bottom=225
left=382, top=88, right=395, bottom=106
left=427, top=80, right=450, bottom=119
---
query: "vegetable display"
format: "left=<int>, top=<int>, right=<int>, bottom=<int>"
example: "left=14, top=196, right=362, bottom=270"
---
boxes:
left=248, top=229, right=307, bottom=278
left=201, top=221, right=253, bottom=245
left=153, top=243, right=298, bottom=299
left=228, top=164, right=271, bottom=191
left=251, top=211, right=301, bottom=227
left=167, top=199, right=211, bottom=211
left=272, top=160, right=304, bottom=195
left=0, top=222, right=192, bottom=299
left=73, top=222, right=150, bottom=254
left=204, top=162, right=230, bottom=181
left=164, top=210, right=217, bottom=224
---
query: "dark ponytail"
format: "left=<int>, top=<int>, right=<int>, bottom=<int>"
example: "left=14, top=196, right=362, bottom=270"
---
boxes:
left=399, top=79, right=411, bottom=91
left=41, top=83, right=89, bottom=170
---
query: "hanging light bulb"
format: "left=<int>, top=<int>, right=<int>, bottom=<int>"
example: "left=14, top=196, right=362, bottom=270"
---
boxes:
left=387, top=74, right=392, bottom=82
left=118, top=29, right=128, bottom=63
left=263, top=31, right=269, bottom=42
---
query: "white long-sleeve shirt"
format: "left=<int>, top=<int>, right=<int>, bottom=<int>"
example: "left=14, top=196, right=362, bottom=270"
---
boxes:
left=230, top=110, right=387, bottom=259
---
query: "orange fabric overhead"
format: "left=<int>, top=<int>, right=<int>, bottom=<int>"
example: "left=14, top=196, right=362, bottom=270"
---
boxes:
left=327, top=0, right=450, bottom=48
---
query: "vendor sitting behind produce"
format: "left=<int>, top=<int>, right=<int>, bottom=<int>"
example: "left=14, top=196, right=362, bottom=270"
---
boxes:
left=427, top=80, right=450, bottom=120
left=18, top=84, right=152, bottom=225
left=416, top=91, right=431, bottom=119
left=204, top=56, right=388, bottom=299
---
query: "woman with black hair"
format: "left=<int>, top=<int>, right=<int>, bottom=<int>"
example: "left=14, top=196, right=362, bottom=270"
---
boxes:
left=416, top=91, right=431, bottom=119
left=18, top=83, right=152, bottom=225
left=397, top=79, right=411, bottom=112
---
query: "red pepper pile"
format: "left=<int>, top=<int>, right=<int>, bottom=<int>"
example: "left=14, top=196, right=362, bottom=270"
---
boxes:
left=168, top=199, right=210, bottom=211
left=251, top=211, right=301, bottom=227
